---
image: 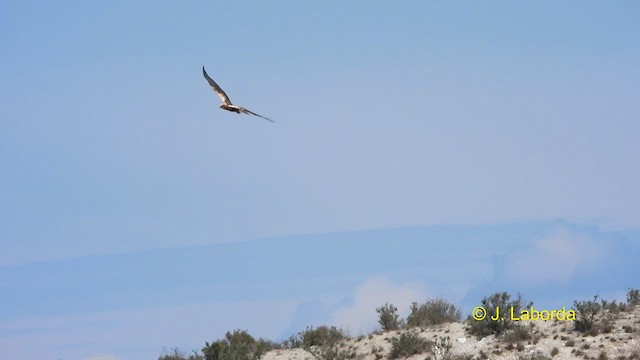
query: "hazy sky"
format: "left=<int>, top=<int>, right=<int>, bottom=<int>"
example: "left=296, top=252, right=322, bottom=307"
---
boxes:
left=1, top=1, right=639, bottom=359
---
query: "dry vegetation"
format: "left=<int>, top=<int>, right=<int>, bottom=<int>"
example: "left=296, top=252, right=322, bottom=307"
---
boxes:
left=159, top=289, right=640, bottom=360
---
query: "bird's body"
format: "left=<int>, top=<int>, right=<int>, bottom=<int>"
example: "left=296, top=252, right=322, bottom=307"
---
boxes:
left=202, top=66, right=273, bottom=122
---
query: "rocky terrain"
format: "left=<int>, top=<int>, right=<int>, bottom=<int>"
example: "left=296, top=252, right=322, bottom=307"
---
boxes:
left=262, top=307, right=640, bottom=360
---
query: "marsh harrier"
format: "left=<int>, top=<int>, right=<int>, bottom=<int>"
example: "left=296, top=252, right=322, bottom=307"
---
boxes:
left=202, top=66, right=273, bottom=123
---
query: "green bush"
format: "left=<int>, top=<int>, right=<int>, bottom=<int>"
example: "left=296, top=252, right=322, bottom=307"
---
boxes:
left=627, top=288, right=640, bottom=307
left=280, top=334, right=303, bottom=349
left=467, top=292, right=532, bottom=338
left=254, top=339, right=280, bottom=359
left=574, top=295, right=602, bottom=335
left=292, top=326, right=349, bottom=360
left=296, top=325, right=346, bottom=348
left=432, top=336, right=454, bottom=359
left=376, top=303, right=403, bottom=331
left=315, top=346, right=354, bottom=360
left=159, top=347, right=204, bottom=360
left=600, top=299, right=627, bottom=313
left=406, top=299, right=461, bottom=327
left=202, top=330, right=276, bottom=360
left=389, top=332, right=433, bottom=359
left=501, top=324, right=532, bottom=343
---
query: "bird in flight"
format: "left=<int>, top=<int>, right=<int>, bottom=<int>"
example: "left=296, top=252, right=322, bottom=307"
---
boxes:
left=202, top=66, right=274, bottom=123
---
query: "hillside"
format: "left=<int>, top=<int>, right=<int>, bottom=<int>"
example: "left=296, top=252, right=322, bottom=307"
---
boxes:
left=159, top=291, right=640, bottom=360
left=262, top=307, right=639, bottom=360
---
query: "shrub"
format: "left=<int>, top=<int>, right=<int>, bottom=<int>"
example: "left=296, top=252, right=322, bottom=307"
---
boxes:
left=254, top=339, right=280, bottom=359
left=312, top=346, right=354, bottom=360
left=623, top=325, right=636, bottom=333
left=550, top=347, right=559, bottom=357
left=281, top=334, right=303, bottom=349
left=432, top=336, right=453, bottom=359
left=203, top=340, right=227, bottom=360
left=467, top=292, right=532, bottom=338
left=406, top=299, right=461, bottom=327
left=517, top=352, right=551, bottom=360
left=389, top=332, right=433, bottom=359
left=376, top=303, right=402, bottom=331
left=627, top=288, right=640, bottom=307
left=600, top=299, right=620, bottom=314
left=574, top=295, right=602, bottom=334
left=298, top=326, right=346, bottom=348
left=564, top=339, right=575, bottom=347
left=159, top=347, right=204, bottom=360
left=292, top=326, right=349, bottom=360
left=202, top=330, right=276, bottom=360
left=501, top=324, right=532, bottom=343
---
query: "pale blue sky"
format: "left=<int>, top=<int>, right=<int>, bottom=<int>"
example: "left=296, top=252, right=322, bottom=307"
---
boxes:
left=1, top=1, right=639, bottom=359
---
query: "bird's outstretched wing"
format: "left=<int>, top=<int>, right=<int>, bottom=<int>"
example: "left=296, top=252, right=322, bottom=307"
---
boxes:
left=237, top=106, right=274, bottom=123
left=203, top=66, right=232, bottom=105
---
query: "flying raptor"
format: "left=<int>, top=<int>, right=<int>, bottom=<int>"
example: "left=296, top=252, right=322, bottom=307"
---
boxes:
left=202, top=66, right=274, bottom=123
